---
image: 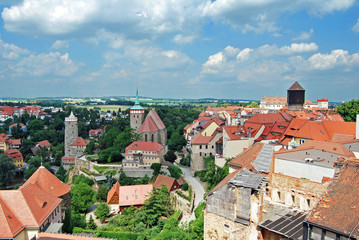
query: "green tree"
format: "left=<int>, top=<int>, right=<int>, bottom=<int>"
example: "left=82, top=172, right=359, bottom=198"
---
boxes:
left=87, top=215, right=97, bottom=230
left=71, top=182, right=95, bottom=212
left=94, top=203, right=110, bottom=223
left=62, top=208, right=73, bottom=233
left=28, top=119, right=44, bottom=132
left=168, top=166, right=182, bottom=179
left=0, top=154, right=15, bottom=186
left=182, top=183, right=188, bottom=191
left=168, top=132, right=186, bottom=152
left=114, top=126, right=141, bottom=153
left=151, top=163, right=162, bottom=176
left=56, top=164, right=67, bottom=182
left=249, top=101, right=259, bottom=108
left=96, top=184, right=109, bottom=202
left=164, top=150, right=177, bottom=163
left=336, top=99, right=359, bottom=122
left=85, top=140, right=95, bottom=154
left=73, top=174, right=94, bottom=186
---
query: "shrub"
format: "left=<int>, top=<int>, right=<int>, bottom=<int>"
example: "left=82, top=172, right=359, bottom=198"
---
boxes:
left=182, top=182, right=188, bottom=191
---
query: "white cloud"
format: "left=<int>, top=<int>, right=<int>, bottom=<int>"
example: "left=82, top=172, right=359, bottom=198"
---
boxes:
left=0, top=39, right=29, bottom=60
left=292, top=28, right=314, bottom=41
left=200, top=43, right=359, bottom=88
left=352, top=19, right=359, bottom=32
left=172, top=34, right=198, bottom=44
left=12, top=52, right=82, bottom=76
left=308, top=49, right=359, bottom=70
left=51, top=40, right=70, bottom=50
left=1, top=0, right=355, bottom=42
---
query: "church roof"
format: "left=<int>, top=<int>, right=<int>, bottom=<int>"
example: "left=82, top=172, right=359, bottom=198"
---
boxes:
left=139, top=109, right=165, bottom=133
left=20, top=166, right=71, bottom=198
left=288, top=81, right=304, bottom=91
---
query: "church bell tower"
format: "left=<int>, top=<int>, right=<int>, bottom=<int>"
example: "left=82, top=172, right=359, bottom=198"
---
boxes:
left=130, top=87, right=145, bottom=131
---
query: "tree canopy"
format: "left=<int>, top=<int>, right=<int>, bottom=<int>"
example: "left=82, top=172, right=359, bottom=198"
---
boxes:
left=0, top=153, right=15, bottom=186
left=336, top=99, right=359, bottom=122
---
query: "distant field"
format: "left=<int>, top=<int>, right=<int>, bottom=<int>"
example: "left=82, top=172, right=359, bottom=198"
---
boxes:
left=80, top=105, right=132, bottom=112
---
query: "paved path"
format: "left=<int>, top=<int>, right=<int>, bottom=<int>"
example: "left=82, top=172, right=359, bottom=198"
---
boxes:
left=177, top=164, right=205, bottom=210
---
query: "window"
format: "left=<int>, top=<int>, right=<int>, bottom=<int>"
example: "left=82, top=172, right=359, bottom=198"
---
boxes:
left=291, top=195, right=295, bottom=205
left=200, top=152, right=202, bottom=156
left=307, top=199, right=311, bottom=208
left=200, top=145, right=202, bottom=149
left=206, top=145, right=208, bottom=149
left=277, top=191, right=281, bottom=201
left=224, top=224, right=230, bottom=232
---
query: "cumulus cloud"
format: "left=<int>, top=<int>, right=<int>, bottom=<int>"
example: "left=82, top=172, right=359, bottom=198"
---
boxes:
left=51, top=40, right=70, bottom=50
left=292, top=28, right=314, bottom=41
left=203, top=0, right=354, bottom=33
left=308, top=49, right=359, bottom=70
left=0, top=39, right=29, bottom=60
left=1, top=0, right=355, bottom=41
left=12, top=52, right=82, bottom=76
left=200, top=43, right=359, bottom=87
left=352, top=19, right=359, bottom=32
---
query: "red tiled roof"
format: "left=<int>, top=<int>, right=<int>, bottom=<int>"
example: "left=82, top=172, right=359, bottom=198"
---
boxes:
left=20, top=166, right=71, bottom=198
left=37, top=232, right=113, bottom=240
left=10, top=139, right=21, bottom=145
left=306, top=159, right=359, bottom=238
left=246, top=113, right=288, bottom=125
left=9, top=123, right=25, bottom=128
left=0, top=184, right=62, bottom=238
left=0, top=133, right=10, bottom=143
left=331, top=134, right=355, bottom=143
left=126, top=141, right=164, bottom=152
left=153, top=174, right=178, bottom=190
left=191, top=133, right=214, bottom=145
left=61, top=156, right=76, bottom=164
left=139, top=109, right=166, bottom=134
left=228, top=142, right=265, bottom=170
left=70, top=137, right=89, bottom=146
left=4, top=149, right=23, bottom=161
left=107, top=181, right=121, bottom=204
left=89, top=129, right=103, bottom=135
left=37, top=140, right=51, bottom=148
left=118, top=184, right=153, bottom=207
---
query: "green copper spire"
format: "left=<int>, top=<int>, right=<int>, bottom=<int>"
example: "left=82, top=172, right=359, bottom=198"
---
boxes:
left=131, top=85, right=144, bottom=110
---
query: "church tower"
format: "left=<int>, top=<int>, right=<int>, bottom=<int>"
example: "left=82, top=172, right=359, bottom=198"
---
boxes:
left=64, top=111, right=78, bottom=157
left=130, top=88, right=145, bottom=131
left=287, top=81, right=305, bottom=111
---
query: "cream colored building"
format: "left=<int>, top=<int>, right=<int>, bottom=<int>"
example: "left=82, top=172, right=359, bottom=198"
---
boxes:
left=123, top=141, right=165, bottom=167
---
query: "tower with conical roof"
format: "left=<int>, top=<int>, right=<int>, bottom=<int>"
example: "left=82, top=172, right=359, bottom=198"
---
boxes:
left=64, top=111, right=78, bottom=157
left=130, top=87, right=145, bottom=131
left=287, top=81, right=305, bottom=111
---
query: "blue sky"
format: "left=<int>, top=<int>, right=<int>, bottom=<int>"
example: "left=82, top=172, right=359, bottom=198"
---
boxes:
left=0, top=0, right=358, bottom=101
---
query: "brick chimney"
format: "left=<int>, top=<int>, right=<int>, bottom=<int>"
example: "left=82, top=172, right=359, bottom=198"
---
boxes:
left=357, top=114, right=359, bottom=139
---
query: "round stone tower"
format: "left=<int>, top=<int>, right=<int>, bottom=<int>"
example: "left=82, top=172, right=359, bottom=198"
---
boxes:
left=64, top=111, right=78, bottom=157
left=287, top=81, right=305, bottom=111
left=130, top=88, right=145, bottom=131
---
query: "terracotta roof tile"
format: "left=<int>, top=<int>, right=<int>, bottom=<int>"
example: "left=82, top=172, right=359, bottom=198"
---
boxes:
left=118, top=184, right=153, bottom=207
left=228, top=142, right=265, bottom=170
left=153, top=174, right=177, bottom=190
left=10, top=139, right=21, bottom=145
left=246, top=113, right=288, bottom=125
left=288, top=81, right=304, bottom=91
left=4, top=149, right=23, bottom=161
left=191, top=133, right=214, bottom=145
left=107, top=181, right=121, bottom=204
left=306, top=158, right=359, bottom=238
left=37, top=140, right=51, bottom=148
left=126, top=141, right=164, bottom=152
left=70, top=137, right=89, bottom=146
left=20, top=166, right=71, bottom=198
left=139, top=114, right=159, bottom=132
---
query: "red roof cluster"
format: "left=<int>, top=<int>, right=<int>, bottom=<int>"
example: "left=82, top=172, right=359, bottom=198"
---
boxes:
left=139, top=109, right=166, bottom=133
left=0, top=133, right=10, bottom=143
left=37, top=140, right=51, bottom=148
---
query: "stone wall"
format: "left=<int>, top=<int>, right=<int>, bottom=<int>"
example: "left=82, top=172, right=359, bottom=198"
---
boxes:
left=267, top=173, right=330, bottom=211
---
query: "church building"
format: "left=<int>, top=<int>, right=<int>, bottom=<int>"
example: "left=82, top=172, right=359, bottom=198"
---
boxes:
left=130, top=89, right=167, bottom=146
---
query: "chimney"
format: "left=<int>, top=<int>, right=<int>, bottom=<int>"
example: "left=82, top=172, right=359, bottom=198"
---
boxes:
left=356, top=114, right=359, bottom=139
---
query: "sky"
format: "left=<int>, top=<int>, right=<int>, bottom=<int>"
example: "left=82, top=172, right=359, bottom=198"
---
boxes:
left=0, top=0, right=358, bottom=101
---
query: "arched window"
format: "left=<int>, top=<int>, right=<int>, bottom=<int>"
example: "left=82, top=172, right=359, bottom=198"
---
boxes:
left=145, top=134, right=148, bottom=142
